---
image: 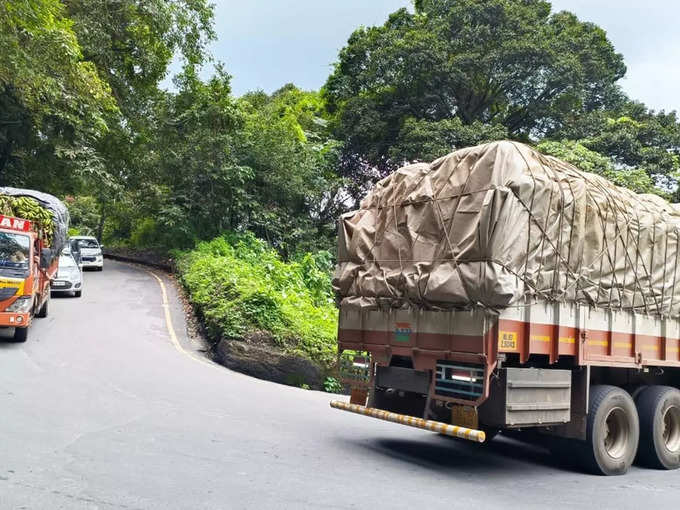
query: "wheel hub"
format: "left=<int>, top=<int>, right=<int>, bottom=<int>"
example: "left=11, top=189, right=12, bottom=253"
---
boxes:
left=603, top=407, right=629, bottom=459
left=662, top=405, right=680, bottom=453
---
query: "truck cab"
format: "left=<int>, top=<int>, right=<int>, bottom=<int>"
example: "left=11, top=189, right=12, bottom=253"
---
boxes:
left=0, top=214, right=56, bottom=341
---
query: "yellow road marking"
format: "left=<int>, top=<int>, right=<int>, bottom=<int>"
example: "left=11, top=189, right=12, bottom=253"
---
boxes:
left=146, top=270, right=222, bottom=372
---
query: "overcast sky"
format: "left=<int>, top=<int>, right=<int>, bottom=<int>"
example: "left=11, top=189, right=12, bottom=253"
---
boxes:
left=195, top=0, right=679, bottom=113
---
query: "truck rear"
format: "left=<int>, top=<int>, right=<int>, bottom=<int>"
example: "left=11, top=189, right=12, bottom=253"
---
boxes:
left=0, top=189, right=69, bottom=342
left=331, top=141, right=680, bottom=475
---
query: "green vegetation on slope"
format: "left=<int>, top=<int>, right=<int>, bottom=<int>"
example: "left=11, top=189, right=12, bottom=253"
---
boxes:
left=175, top=233, right=338, bottom=368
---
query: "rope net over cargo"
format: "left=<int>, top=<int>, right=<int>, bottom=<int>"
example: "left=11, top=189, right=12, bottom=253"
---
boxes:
left=333, top=141, right=680, bottom=317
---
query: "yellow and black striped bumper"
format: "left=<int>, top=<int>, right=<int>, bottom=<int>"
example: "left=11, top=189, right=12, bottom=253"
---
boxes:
left=330, top=400, right=486, bottom=443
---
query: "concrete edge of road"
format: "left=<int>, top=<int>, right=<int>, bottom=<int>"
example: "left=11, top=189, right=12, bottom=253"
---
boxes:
left=103, top=251, right=173, bottom=272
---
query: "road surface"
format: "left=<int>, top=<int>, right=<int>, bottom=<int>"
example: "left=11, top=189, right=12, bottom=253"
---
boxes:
left=1, top=260, right=679, bottom=509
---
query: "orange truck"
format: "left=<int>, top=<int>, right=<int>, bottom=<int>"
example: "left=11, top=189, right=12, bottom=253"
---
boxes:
left=0, top=190, right=68, bottom=342
left=332, top=141, right=680, bottom=476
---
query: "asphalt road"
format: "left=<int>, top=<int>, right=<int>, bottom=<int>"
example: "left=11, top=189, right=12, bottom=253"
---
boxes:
left=1, top=260, right=679, bottom=509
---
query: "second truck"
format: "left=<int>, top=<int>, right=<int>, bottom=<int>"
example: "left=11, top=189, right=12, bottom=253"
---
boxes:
left=0, top=188, right=69, bottom=342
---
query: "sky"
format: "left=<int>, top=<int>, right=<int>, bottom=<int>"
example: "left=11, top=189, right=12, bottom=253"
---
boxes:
left=189, top=0, right=679, bottom=113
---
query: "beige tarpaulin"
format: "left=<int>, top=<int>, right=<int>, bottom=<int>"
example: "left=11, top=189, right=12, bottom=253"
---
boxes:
left=333, top=141, right=680, bottom=316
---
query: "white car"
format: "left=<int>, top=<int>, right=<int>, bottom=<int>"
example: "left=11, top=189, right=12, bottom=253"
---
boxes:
left=71, top=236, right=104, bottom=271
left=51, top=253, right=83, bottom=297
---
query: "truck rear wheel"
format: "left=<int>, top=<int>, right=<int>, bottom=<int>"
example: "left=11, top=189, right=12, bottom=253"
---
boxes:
left=13, top=327, right=28, bottom=343
left=635, top=386, right=680, bottom=470
left=581, top=385, right=639, bottom=475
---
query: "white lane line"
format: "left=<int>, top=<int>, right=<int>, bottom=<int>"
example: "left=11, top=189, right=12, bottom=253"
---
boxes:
left=146, top=270, right=222, bottom=371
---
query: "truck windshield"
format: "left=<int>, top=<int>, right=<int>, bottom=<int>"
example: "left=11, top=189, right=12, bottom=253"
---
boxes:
left=0, top=232, right=30, bottom=277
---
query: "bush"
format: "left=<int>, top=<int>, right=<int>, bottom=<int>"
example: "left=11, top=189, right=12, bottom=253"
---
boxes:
left=175, top=232, right=338, bottom=367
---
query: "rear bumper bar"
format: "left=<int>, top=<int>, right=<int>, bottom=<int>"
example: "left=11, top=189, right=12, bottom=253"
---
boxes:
left=330, top=400, right=486, bottom=443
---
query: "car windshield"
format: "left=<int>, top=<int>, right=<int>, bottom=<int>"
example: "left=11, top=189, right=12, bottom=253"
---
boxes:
left=59, top=255, right=77, bottom=268
left=0, top=232, right=30, bottom=277
left=77, top=239, right=99, bottom=249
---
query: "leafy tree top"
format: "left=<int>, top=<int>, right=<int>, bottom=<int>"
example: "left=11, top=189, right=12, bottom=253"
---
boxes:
left=324, top=0, right=627, bottom=179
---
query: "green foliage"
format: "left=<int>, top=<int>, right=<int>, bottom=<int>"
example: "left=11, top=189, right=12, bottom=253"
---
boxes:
left=537, top=140, right=658, bottom=195
left=236, top=85, right=344, bottom=254
left=64, top=0, right=215, bottom=113
left=392, top=118, right=508, bottom=165
left=64, top=195, right=101, bottom=237
left=0, top=0, right=116, bottom=185
left=323, top=377, right=343, bottom=394
left=553, top=104, right=680, bottom=193
left=176, top=233, right=338, bottom=367
left=324, top=0, right=626, bottom=188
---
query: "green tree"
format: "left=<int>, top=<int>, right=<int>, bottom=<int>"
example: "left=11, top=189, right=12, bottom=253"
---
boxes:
left=237, top=85, right=344, bottom=254
left=536, top=139, right=657, bottom=195
left=64, top=0, right=215, bottom=114
left=552, top=102, right=680, bottom=193
left=0, top=0, right=115, bottom=184
left=55, top=0, right=217, bottom=240
left=324, top=0, right=626, bottom=190
left=139, top=67, right=250, bottom=248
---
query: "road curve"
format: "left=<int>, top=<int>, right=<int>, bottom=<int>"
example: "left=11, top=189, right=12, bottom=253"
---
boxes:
left=1, top=261, right=678, bottom=509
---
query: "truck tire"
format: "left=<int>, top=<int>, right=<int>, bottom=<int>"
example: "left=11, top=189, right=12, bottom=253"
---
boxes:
left=635, top=386, right=680, bottom=470
left=580, top=385, right=639, bottom=475
left=36, top=298, right=48, bottom=318
left=13, top=327, right=28, bottom=342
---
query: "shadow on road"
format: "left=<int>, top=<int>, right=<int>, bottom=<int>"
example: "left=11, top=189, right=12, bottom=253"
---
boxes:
left=338, top=432, right=584, bottom=477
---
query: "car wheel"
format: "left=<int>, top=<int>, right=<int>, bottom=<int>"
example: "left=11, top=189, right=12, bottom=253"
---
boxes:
left=74, top=290, right=82, bottom=298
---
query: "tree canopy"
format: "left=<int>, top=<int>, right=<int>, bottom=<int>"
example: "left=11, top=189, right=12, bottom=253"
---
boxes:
left=1, top=0, right=679, bottom=257
left=324, top=0, right=627, bottom=189
left=0, top=0, right=115, bottom=184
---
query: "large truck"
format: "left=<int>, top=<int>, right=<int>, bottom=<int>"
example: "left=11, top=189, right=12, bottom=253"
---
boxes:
left=0, top=188, right=69, bottom=342
left=331, top=141, right=680, bottom=475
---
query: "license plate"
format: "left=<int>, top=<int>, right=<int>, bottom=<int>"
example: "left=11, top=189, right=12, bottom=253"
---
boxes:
left=52, top=281, right=66, bottom=287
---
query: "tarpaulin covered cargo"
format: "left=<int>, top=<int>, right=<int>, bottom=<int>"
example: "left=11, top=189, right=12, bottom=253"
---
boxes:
left=0, top=187, right=70, bottom=258
left=333, top=141, right=680, bottom=317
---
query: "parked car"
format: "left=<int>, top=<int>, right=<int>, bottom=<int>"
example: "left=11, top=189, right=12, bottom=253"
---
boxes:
left=51, top=252, right=83, bottom=297
left=71, top=235, right=103, bottom=271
